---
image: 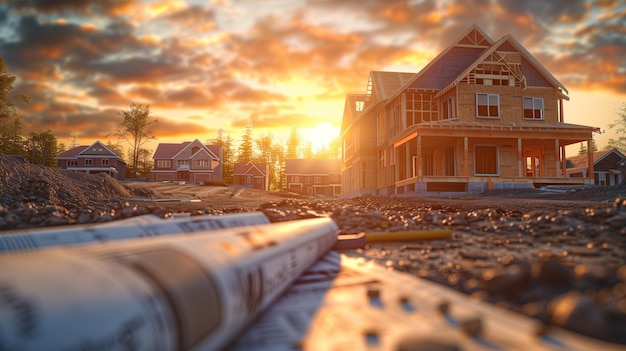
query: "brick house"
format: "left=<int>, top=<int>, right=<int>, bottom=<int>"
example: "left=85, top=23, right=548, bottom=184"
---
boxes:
left=284, top=159, right=341, bottom=196
left=233, top=161, right=269, bottom=190
left=566, top=148, right=625, bottom=186
left=150, top=139, right=222, bottom=182
left=340, top=24, right=599, bottom=197
left=56, top=140, right=126, bottom=180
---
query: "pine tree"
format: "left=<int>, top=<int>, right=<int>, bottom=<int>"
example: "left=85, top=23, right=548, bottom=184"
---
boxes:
left=237, top=117, right=254, bottom=162
left=0, top=116, right=25, bottom=156
left=286, top=127, right=300, bottom=159
left=26, top=129, right=58, bottom=166
left=209, top=129, right=235, bottom=184
left=0, top=57, right=30, bottom=120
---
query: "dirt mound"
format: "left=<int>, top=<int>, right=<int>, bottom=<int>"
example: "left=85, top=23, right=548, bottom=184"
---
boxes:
left=559, top=182, right=626, bottom=203
left=0, top=154, right=143, bottom=209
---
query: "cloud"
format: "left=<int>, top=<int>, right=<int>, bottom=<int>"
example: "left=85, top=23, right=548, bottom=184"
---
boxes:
left=1, top=0, right=625, bottom=147
left=158, top=5, right=218, bottom=32
left=7, top=0, right=139, bottom=16
left=150, top=117, right=214, bottom=139
left=499, top=0, right=589, bottom=23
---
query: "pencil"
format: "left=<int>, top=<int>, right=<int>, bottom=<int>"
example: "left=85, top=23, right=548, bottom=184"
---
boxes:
left=364, top=229, right=451, bottom=242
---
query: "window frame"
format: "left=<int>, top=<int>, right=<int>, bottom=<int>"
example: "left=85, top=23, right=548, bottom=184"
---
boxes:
left=523, top=97, right=544, bottom=120
left=441, top=96, right=455, bottom=120
left=476, top=93, right=500, bottom=119
left=196, top=159, right=210, bottom=167
left=157, top=160, right=171, bottom=168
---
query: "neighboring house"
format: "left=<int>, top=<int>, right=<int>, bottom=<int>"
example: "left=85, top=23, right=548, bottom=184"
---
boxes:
left=566, top=148, right=625, bottom=186
left=56, top=141, right=127, bottom=180
left=150, top=139, right=222, bottom=182
left=285, top=159, right=341, bottom=196
left=233, top=161, right=269, bottom=190
left=340, top=24, right=599, bottom=197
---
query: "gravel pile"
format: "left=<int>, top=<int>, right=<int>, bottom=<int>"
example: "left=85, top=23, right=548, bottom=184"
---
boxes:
left=0, top=155, right=162, bottom=228
left=1, top=153, right=625, bottom=345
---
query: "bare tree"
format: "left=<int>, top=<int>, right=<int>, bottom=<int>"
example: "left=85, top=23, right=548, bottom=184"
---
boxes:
left=608, top=103, right=626, bottom=153
left=68, top=135, right=80, bottom=150
left=108, top=103, right=158, bottom=178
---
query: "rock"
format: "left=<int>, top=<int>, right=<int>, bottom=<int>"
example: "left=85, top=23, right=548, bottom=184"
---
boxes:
left=549, top=291, right=608, bottom=340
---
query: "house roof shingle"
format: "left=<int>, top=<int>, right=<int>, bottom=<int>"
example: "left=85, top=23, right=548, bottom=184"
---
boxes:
left=233, top=161, right=267, bottom=176
left=566, top=149, right=626, bottom=169
left=152, top=140, right=220, bottom=160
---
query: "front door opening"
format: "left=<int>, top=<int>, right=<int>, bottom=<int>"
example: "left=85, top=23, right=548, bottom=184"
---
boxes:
left=525, top=148, right=542, bottom=177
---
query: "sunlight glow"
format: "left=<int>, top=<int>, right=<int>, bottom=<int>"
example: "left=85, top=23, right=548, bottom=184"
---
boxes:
left=302, top=123, right=340, bottom=152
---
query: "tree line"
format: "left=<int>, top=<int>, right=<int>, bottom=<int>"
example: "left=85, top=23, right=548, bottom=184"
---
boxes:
left=0, top=56, right=340, bottom=189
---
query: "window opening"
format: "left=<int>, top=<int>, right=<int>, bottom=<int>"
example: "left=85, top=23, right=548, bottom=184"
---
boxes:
left=477, top=93, right=500, bottom=118
left=523, top=97, right=543, bottom=119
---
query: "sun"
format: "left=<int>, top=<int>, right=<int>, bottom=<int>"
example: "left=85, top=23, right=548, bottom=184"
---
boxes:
left=302, top=123, right=340, bottom=152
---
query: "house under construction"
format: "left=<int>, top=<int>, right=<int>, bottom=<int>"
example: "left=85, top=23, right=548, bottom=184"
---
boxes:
left=340, top=24, right=599, bottom=197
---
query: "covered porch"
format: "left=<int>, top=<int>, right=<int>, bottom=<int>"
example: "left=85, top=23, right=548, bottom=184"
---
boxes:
left=389, top=121, right=598, bottom=195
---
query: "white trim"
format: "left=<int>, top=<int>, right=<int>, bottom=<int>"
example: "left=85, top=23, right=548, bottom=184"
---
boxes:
left=522, top=97, right=544, bottom=120
left=476, top=93, right=500, bottom=119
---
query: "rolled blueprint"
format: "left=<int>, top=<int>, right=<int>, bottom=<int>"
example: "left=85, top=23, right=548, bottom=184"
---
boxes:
left=0, top=217, right=338, bottom=351
left=0, top=212, right=270, bottom=253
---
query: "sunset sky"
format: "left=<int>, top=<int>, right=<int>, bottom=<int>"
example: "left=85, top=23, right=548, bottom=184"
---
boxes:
left=0, top=0, right=624, bottom=154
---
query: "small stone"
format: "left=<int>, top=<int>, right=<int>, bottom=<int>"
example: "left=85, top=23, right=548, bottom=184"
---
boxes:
left=531, top=259, right=572, bottom=288
left=549, top=291, right=608, bottom=339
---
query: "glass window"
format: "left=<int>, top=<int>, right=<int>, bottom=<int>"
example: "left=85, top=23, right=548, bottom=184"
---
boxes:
left=476, top=93, right=499, bottom=118
left=523, top=97, right=544, bottom=119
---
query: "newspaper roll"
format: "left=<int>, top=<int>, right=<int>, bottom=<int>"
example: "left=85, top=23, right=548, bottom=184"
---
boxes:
left=0, top=217, right=337, bottom=351
left=0, top=212, right=270, bottom=253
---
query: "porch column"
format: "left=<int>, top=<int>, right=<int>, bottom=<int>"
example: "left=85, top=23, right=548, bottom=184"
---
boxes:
left=417, top=135, right=422, bottom=177
left=463, top=137, right=469, bottom=176
left=561, top=147, right=567, bottom=176
left=394, top=146, right=399, bottom=183
left=554, top=139, right=560, bottom=177
left=517, top=138, right=523, bottom=177
left=587, top=139, right=595, bottom=183
left=405, top=143, right=411, bottom=179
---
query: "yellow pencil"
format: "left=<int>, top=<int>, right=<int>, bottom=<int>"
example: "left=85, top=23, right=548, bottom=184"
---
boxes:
left=364, top=229, right=451, bottom=243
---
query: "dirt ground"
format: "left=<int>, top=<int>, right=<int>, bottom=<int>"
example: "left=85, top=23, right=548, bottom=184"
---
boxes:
left=121, top=180, right=616, bottom=213
left=121, top=181, right=291, bottom=212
